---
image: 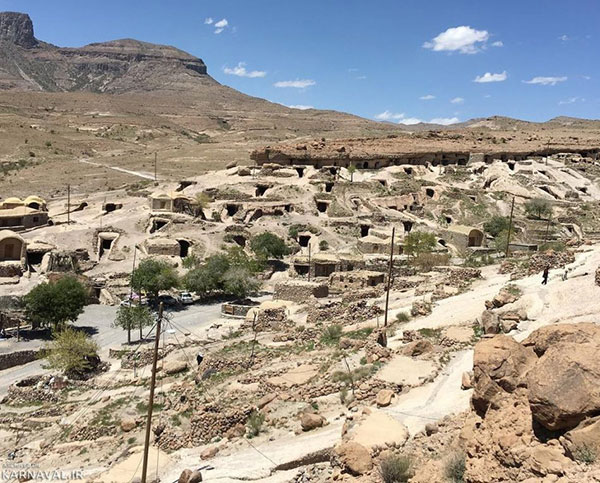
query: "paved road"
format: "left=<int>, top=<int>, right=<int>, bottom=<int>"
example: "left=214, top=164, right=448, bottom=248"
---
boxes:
left=0, top=301, right=226, bottom=397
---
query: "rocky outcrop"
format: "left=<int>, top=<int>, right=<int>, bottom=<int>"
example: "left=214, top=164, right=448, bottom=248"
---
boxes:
left=0, top=12, right=37, bottom=48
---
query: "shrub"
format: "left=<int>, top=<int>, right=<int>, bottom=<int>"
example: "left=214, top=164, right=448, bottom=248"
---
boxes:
left=131, top=259, right=179, bottom=303
left=573, top=444, right=597, bottom=464
left=483, top=215, right=510, bottom=237
left=444, top=452, right=466, bottom=483
left=379, top=454, right=413, bottom=483
left=44, top=327, right=99, bottom=378
left=319, top=240, right=329, bottom=251
left=246, top=410, right=265, bottom=438
left=395, top=312, right=411, bottom=323
left=320, top=324, right=343, bottom=345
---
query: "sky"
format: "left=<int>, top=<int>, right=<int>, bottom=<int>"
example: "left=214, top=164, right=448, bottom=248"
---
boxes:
left=2, top=0, right=599, bottom=124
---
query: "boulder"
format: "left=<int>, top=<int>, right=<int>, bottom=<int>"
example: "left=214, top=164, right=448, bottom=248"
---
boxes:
left=522, top=323, right=600, bottom=356
left=120, top=417, right=137, bottom=432
left=401, top=339, right=433, bottom=357
left=528, top=341, right=600, bottom=430
left=335, top=441, right=373, bottom=475
left=200, top=446, right=219, bottom=459
left=188, top=471, right=203, bottom=483
left=472, top=335, right=536, bottom=413
left=481, top=310, right=501, bottom=334
left=425, top=422, right=439, bottom=435
left=257, top=393, right=277, bottom=410
left=225, top=161, right=237, bottom=169
left=375, top=389, right=394, bottom=407
left=164, top=360, right=188, bottom=375
left=300, top=412, right=326, bottom=432
left=238, top=167, right=251, bottom=176
left=528, top=445, right=571, bottom=476
left=560, top=416, right=600, bottom=457
left=461, top=371, right=473, bottom=390
left=178, top=469, right=192, bottom=483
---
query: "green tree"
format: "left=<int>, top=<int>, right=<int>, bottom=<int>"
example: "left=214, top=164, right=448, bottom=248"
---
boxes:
left=250, top=232, right=290, bottom=260
left=494, top=230, right=510, bottom=253
left=483, top=215, right=510, bottom=237
left=347, top=163, right=357, bottom=182
left=192, top=192, right=211, bottom=219
left=403, top=231, right=437, bottom=258
left=131, top=259, right=179, bottom=304
left=525, top=198, right=552, bottom=220
left=113, top=305, right=154, bottom=344
left=222, top=267, right=260, bottom=298
left=44, top=327, right=99, bottom=378
left=24, top=276, right=88, bottom=329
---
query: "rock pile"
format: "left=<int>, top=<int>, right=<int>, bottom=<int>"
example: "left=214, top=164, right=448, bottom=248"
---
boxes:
left=461, top=323, right=600, bottom=481
left=499, top=250, right=575, bottom=279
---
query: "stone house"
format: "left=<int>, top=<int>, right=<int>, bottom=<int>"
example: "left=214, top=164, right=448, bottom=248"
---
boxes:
left=442, top=225, right=485, bottom=250
left=329, top=270, right=385, bottom=293
left=0, top=230, right=26, bottom=276
left=0, top=196, right=49, bottom=230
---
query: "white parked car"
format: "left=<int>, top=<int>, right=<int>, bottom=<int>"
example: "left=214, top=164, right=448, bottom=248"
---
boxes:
left=178, top=292, right=194, bottom=305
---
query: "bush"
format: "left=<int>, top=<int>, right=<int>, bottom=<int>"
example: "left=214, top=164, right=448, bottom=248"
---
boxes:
left=319, top=240, right=329, bottom=251
left=246, top=410, right=265, bottom=438
left=483, top=215, right=510, bottom=237
left=250, top=232, right=290, bottom=259
left=131, top=259, right=179, bottom=303
left=320, top=324, right=343, bottom=345
left=379, top=454, right=413, bottom=483
left=24, top=276, right=88, bottom=329
left=44, top=327, right=99, bottom=378
left=395, top=312, right=411, bottom=323
left=573, top=444, right=597, bottom=464
left=444, top=452, right=466, bottom=483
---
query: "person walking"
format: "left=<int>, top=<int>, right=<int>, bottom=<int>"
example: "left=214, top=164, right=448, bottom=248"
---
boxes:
left=542, top=265, right=550, bottom=285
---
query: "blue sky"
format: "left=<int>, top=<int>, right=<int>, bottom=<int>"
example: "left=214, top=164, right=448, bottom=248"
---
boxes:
left=2, top=0, right=598, bottom=123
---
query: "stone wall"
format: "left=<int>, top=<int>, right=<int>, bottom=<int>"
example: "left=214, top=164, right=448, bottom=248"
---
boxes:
left=274, top=281, right=329, bottom=302
left=0, top=350, right=38, bottom=370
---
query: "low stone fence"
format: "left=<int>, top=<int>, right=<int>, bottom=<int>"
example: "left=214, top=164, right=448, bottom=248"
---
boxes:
left=0, top=350, right=38, bottom=370
left=221, top=300, right=260, bottom=318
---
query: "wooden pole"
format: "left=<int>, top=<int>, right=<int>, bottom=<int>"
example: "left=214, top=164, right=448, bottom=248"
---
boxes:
left=307, top=242, right=311, bottom=282
left=505, top=197, right=515, bottom=258
left=384, top=226, right=395, bottom=327
left=67, top=184, right=71, bottom=225
left=543, top=217, right=552, bottom=246
left=154, top=152, right=157, bottom=182
left=127, top=246, right=137, bottom=344
left=141, top=302, right=163, bottom=483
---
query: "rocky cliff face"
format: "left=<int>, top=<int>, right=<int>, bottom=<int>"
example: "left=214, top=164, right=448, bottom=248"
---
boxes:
left=0, top=12, right=37, bottom=48
left=0, top=11, right=210, bottom=93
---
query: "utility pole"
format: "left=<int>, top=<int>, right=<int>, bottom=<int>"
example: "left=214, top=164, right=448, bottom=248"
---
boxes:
left=127, top=245, right=138, bottom=345
left=154, top=152, right=157, bottom=182
left=384, top=226, right=395, bottom=327
left=141, top=302, right=163, bottom=483
left=67, top=184, right=71, bottom=225
left=307, top=242, right=311, bottom=282
left=505, top=197, right=515, bottom=258
left=543, top=217, right=552, bottom=246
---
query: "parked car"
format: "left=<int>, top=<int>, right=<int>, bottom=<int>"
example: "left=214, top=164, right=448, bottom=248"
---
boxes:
left=157, top=294, right=180, bottom=307
left=178, top=292, right=194, bottom=305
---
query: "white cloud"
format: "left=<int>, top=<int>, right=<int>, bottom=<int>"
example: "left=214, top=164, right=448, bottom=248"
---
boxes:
left=450, top=97, right=464, bottom=104
left=523, top=76, right=567, bottom=86
left=419, top=94, right=436, bottom=100
left=474, top=71, right=507, bottom=83
left=559, top=34, right=569, bottom=41
left=204, top=17, right=213, bottom=25
left=274, top=79, right=316, bottom=88
left=558, top=97, right=584, bottom=105
left=430, top=117, right=460, bottom=125
left=399, top=117, right=424, bottom=125
left=288, top=105, right=314, bottom=110
left=423, top=26, right=489, bottom=54
left=212, top=18, right=228, bottom=34
left=356, top=75, right=367, bottom=80
left=223, top=62, right=266, bottom=78
left=375, top=111, right=405, bottom=121
left=492, top=41, right=503, bottom=47
left=583, top=75, right=592, bottom=80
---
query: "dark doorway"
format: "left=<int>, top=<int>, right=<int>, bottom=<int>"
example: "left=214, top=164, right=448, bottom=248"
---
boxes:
left=402, top=221, right=413, bottom=233
left=150, top=219, right=168, bottom=233
left=295, top=167, right=305, bottom=178
left=232, top=235, right=246, bottom=247
left=294, top=264, right=310, bottom=276
left=316, top=201, right=328, bottom=213
left=425, top=188, right=435, bottom=198
left=27, top=251, right=44, bottom=265
left=256, top=185, right=269, bottom=197
left=226, top=204, right=239, bottom=217
left=314, top=263, right=336, bottom=277
left=104, top=203, right=118, bottom=213
left=298, top=234, right=311, bottom=247
left=324, top=182, right=334, bottom=193
left=178, top=240, right=190, bottom=258
left=360, top=225, right=370, bottom=237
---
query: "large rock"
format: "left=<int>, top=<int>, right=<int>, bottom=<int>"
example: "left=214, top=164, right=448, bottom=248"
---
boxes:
left=120, top=417, right=137, bottom=432
left=401, top=339, right=433, bottom=357
left=300, top=412, right=326, bottom=432
left=560, top=415, right=600, bottom=457
left=527, top=341, right=600, bottom=430
left=164, top=360, right=188, bottom=375
left=528, top=445, right=571, bottom=476
left=335, top=441, right=373, bottom=475
left=375, top=389, right=394, bottom=407
left=472, top=335, right=536, bottom=413
left=481, top=310, right=501, bottom=334
left=522, top=322, right=600, bottom=356
left=0, top=12, right=37, bottom=48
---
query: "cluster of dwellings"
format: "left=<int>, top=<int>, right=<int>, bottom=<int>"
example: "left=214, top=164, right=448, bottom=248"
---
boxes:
left=251, top=147, right=600, bottom=170
left=0, top=230, right=27, bottom=277
left=149, top=191, right=199, bottom=214
left=0, top=196, right=49, bottom=231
